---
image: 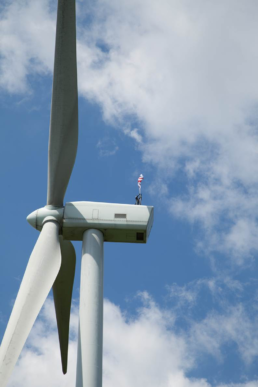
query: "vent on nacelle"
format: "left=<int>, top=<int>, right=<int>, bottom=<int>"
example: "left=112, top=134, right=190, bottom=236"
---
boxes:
left=136, top=232, right=144, bottom=241
left=114, top=214, right=127, bottom=219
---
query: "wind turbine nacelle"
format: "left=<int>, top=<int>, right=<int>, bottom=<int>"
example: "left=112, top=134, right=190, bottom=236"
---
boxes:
left=27, top=202, right=154, bottom=243
left=63, top=202, right=154, bottom=243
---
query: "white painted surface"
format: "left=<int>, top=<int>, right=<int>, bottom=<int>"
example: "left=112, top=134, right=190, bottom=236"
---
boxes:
left=65, top=201, right=152, bottom=224
left=0, top=220, right=61, bottom=387
left=76, top=229, right=104, bottom=387
left=63, top=201, right=154, bottom=242
left=27, top=206, right=64, bottom=231
left=47, top=0, right=78, bottom=207
left=76, top=323, right=83, bottom=387
left=26, top=202, right=154, bottom=243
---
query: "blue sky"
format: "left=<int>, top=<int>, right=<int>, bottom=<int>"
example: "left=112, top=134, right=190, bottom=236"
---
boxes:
left=1, top=0, right=258, bottom=386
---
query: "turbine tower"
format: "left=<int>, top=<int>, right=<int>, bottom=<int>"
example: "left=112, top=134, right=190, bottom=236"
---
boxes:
left=0, top=1, right=154, bottom=386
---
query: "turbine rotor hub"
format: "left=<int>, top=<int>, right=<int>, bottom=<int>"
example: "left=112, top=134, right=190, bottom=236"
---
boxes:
left=27, top=206, right=64, bottom=231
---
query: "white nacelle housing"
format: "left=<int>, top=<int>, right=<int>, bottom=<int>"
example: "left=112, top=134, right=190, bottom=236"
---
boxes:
left=62, top=202, right=154, bottom=243
left=27, top=201, right=154, bottom=243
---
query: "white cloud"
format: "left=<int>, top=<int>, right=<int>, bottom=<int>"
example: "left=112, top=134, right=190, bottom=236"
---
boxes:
left=6, top=295, right=258, bottom=387
left=97, top=138, right=119, bottom=157
left=123, top=128, right=143, bottom=144
left=189, top=304, right=258, bottom=364
left=169, top=282, right=198, bottom=307
left=167, top=277, right=258, bottom=365
left=168, top=276, right=245, bottom=315
left=219, top=383, right=258, bottom=387
left=2, top=0, right=258, bottom=262
left=0, top=0, right=55, bottom=93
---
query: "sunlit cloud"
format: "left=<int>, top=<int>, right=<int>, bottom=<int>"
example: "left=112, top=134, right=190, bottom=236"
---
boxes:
left=6, top=293, right=258, bottom=387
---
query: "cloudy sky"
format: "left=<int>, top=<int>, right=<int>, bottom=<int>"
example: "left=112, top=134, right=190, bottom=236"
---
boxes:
left=1, top=0, right=258, bottom=386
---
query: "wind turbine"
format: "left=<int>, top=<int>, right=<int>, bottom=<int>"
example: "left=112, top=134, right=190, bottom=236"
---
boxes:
left=0, top=0, right=154, bottom=386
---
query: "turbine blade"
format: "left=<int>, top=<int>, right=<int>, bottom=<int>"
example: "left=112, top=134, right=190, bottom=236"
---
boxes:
left=53, top=237, right=76, bottom=374
left=0, top=220, right=61, bottom=387
left=47, top=0, right=78, bottom=207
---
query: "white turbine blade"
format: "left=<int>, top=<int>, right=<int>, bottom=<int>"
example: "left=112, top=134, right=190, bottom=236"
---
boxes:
left=53, top=237, right=76, bottom=374
left=47, top=0, right=78, bottom=207
left=0, top=220, right=61, bottom=387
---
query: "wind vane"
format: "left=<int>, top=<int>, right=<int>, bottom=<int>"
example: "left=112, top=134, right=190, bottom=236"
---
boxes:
left=136, top=174, right=144, bottom=205
left=138, top=174, right=144, bottom=193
